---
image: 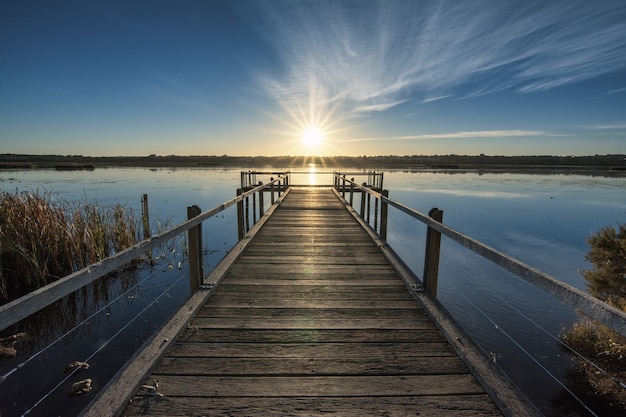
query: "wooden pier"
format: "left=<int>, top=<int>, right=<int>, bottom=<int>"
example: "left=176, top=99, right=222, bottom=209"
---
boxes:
left=100, top=188, right=530, bottom=417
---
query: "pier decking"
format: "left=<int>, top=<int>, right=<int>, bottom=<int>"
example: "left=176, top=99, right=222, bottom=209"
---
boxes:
left=117, top=188, right=505, bottom=416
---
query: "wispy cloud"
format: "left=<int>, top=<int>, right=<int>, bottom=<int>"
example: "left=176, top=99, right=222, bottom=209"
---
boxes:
left=587, top=123, right=626, bottom=130
left=249, top=0, right=626, bottom=122
left=342, top=130, right=548, bottom=143
left=607, top=87, right=626, bottom=95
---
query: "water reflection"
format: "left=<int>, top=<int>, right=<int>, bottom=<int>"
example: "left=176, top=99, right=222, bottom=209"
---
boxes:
left=1, top=167, right=625, bottom=416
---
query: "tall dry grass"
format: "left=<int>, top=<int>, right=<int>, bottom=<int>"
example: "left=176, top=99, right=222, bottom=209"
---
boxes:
left=0, top=191, right=141, bottom=301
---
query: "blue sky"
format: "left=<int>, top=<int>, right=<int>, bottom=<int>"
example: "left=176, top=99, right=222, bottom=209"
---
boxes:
left=1, top=0, right=625, bottom=157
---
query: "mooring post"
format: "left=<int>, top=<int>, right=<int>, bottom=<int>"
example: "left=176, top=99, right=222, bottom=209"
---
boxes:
left=380, top=190, right=389, bottom=241
left=236, top=188, right=244, bottom=240
left=187, top=205, right=203, bottom=292
left=258, top=181, right=265, bottom=217
left=423, top=208, right=444, bottom=296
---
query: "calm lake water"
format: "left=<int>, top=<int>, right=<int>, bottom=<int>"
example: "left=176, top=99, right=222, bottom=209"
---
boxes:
left=1, top=167, right=624, bottom=416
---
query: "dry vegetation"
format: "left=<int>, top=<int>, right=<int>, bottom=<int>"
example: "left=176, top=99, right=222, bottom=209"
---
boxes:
left=0, top=191, right=140, bottom=301
left=560, top=223, right=626, bottom=414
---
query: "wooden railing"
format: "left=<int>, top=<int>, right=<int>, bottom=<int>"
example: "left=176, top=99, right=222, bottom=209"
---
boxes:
left=0, top=175, right=289, bottom=332
left=333, top=173, right=626, bottom=338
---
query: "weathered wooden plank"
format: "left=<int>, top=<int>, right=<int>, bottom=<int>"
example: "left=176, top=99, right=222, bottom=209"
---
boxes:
left=214, top=278, right=406, bottom=286
left=195, top=307, right=423, bottom=320
left=131, top=374, right=486, bottom=397
left=225, top=264, right=398, bottom=275
left=166, top=342, right=456, bottom=358
left=233, top=255, right=389, bottom=265
left=155, top=356, right=466, bottom=375
left=197, top=297, right=418, bottom=309
left=211, top=285, right=413, bottom=299
left=176, top=328, right=447, bottom=343
left=190, top=317, right=433, bottom=329
left=124, top=395, right=501, bottom=417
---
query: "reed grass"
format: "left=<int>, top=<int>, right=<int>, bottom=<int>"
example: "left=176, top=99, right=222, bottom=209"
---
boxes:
left=0, top=191, right=141, bottom=301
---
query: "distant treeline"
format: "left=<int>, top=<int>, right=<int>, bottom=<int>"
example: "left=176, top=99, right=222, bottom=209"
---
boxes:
left=1, top=153, right=625, bottom=170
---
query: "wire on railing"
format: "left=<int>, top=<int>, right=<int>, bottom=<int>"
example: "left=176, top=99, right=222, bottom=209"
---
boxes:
left=19, top=266, right=188, bottom=416
left=333, top=173, right=626, bottom=339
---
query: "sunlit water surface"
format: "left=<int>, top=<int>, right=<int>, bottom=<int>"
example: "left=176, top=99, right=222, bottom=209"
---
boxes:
left=1, top=167, right=624, bottom=416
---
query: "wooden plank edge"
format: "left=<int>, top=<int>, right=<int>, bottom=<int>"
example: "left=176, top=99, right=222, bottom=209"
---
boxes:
left=81, top=188, right=292, bottom=417
left=332, top=188, right=542, bottom=417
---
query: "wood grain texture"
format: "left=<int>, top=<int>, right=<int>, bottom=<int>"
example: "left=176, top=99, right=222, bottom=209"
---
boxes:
left=121, top=189, right=503, bottom=416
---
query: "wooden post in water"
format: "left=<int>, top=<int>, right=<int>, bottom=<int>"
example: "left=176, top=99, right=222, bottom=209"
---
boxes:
left=141, top=194, right=151, bottom=239
left=187, top=205, right=203, bottom=292
left=380, top=190, right=389, bottom=241
left=245, top=192, right=250, bottom=233
left=252, top=187, right=257, bottom=224
left=360, top=183, right=367, bottom=218
left=349, top=178, right=355, bottom=206
left=258, top=181, right=265, bottom=217
left=423, top=208, right=443, bottom=296
left=374, top=195, right=379, bottom=231
left=236, top=189, right=244, bottom=240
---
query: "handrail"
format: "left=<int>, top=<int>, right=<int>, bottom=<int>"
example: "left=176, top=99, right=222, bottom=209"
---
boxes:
left=334, top=173, right=626, bottom=338
left=0, top=175, right=288, bottom=332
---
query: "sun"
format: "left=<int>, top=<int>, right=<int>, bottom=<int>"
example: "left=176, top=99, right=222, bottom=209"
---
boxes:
left=301, top=126, right=324, bottom=149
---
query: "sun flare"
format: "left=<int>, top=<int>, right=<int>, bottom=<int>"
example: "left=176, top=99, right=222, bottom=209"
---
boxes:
left=301, top=126, right=324, bottom=148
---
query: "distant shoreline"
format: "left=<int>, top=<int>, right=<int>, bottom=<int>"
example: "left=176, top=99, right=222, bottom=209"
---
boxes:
left=1, top=153, right=625, bottom=172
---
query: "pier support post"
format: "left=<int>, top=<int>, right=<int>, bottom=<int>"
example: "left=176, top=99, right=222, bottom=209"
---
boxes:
left=423, top=208, right=443, bottom=296
left=187, top=205, right=203, bottom=292
left=236, top=189, right=245, bottom=240
left=258, top=181, right=264, bottom=217
left=349, top=179, right=354, bottom=207
left=380, top=190, right=389, bottom=241
left=360, top=183, right=367, bottom=218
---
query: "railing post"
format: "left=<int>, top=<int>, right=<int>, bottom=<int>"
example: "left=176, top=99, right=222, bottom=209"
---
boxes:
left=374, top=194, right=379, bottom=231
left=342, top=175, right=346, bottom=199
left=270, top=178, right=275, bottom=204
left=380, top=190, right=389, bottom=241
left=252, top=187, right=257, bottom=224
left=236, top=188, right=245, bottom=240
left=366, top=191, right=371, bottom=223
left=360, top=183, right=367, bottom=218
left=245, top=192, right=250, bottom=233
left=258, top=181, right=264, bottom=217
left=423, top=208, right=443, bottom=296
left=349, top=179, right=354, bottom=206
left=187, top=205, right=203, bottom=292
